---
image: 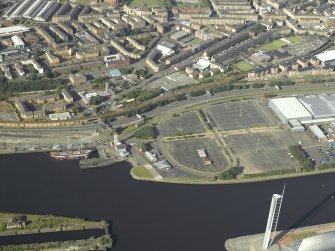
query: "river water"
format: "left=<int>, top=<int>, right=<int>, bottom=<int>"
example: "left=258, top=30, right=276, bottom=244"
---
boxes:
left=0, top=153, right=335, bottom=251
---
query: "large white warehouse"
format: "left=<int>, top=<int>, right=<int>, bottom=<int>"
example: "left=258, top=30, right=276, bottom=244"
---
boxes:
left=269, top=97, right=313, bottom=123
left=269, top=94, right=335, bottom=124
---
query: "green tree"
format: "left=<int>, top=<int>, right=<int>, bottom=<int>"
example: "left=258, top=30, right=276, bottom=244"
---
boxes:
left=134, top=126, right=158, bottom=139
left=89, top=96, right=104, bottom=105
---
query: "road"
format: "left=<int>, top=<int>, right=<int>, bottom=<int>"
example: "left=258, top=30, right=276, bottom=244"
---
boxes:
left=109, top=82, right=335, bottom=127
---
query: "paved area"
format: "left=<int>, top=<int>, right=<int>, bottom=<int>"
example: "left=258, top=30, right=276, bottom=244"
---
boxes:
left=164, top=138, right=228, bottom=173
left=207, top=100, right=276, bottom=131
left=158, top=111, right=206, bottom=136
left=226, top=132, right=296, bottom=173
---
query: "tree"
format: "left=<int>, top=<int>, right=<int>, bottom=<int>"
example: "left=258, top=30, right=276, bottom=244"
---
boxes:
left=134, top=126, right=158, bottom=140
left=89, top=96, right=104, bottom=105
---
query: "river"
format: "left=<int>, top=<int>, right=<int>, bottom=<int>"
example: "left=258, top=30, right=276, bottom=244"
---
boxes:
left=0, top=153, right=335, bottom=250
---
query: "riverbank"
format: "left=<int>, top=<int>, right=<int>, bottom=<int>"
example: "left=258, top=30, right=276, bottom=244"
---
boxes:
left=225, top=221, right=335, bottom=251
left=0, top=212, right=107, bottom=237
left=129, top=164, right=335, bottom=185
left=0, top=234, right=112, bottom=251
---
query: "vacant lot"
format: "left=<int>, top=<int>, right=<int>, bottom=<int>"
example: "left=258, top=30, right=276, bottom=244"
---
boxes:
left=234, top=62, right=255, bottom=72
left=207, top=100, right=275, bottom=130
left=158, top=111, right=206, bottom=136
left=259, top=39, right=287, bottom=51
left=164, top=138, right=228, bottom=173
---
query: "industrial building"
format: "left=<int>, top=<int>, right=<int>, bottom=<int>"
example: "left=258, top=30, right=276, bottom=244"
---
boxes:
left=269, top=94, right=335, bottom=125
left=0, top=26, right=30, bottom=38
left=269, top=97, right=313, bottom=124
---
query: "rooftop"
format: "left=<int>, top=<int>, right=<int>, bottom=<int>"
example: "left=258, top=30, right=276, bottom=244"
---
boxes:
left=0, top=26, right=30, bottom=35
left=316, top=50, right=335, bottom=63
left=270, top=97, right=312, bottom=120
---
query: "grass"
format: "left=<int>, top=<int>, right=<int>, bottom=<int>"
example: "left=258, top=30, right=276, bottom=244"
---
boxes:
left=130, top=0, right=172, bottom=7
left=120, top=125, right=137, bottom=136
left=285, top=36, right=304, bottom=44
left=259, top=39, right=287, bottom=51
left=234, top=62, right=255, bottom=72
left=131, top=166, right=154, bottom=179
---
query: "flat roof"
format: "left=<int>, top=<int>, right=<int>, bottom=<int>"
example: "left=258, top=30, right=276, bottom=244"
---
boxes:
left=270, top=97, right=312, bottom=120
left=0, top=26, right=30, bottom=35
left=316, top=50, right=335, bottom=63
left=299, top=95, right=335, bottom=118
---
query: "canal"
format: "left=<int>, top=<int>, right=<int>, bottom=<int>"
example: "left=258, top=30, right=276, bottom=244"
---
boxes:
left=0, top=153, right=335, bottom=250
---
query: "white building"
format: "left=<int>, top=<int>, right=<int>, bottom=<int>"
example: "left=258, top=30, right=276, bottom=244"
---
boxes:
left=308, top=125, right=327, bottom=141
left=49, top=112, right=72, bottom=121
left=157, top=44, right=175, bottom=57
left=316, top=50, right=335, bottom=65
left=11, top=36, right=24, bottom=49
left=145, top=151, right=157, bottom=162
left=269, top=97, right=313, bottom=124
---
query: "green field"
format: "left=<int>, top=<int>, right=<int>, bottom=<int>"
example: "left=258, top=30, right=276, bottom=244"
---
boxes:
left=131, top=166, right=154, bottom=179
left=285, top=36, right=304, bottom=43
left=259, top=39, right=287, bottom=51
left=130, top=0, right=172, bottom=7
left=234, top=62, right=255, bottom=72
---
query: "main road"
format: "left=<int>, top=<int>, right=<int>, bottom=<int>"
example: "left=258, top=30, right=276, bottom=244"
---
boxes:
left=109, top=82, right=335, bottom=128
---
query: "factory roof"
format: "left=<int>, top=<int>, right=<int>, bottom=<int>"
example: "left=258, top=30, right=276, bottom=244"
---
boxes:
left=299, top=95, right=335, bottom=118
left=270, top=97, right=312, bottom=120
left=316, top=50, right=335, bottom=63
left=0, top=26, right=30, bottom=35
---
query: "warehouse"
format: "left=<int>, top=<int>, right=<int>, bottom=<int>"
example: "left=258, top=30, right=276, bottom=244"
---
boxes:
left=299, top=95, right=335, bottom=119
left=269, top=97, right=313, bottom=124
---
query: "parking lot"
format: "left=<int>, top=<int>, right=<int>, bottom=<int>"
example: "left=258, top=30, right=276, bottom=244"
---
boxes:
left=207, top=100, right=277, bottom=130
left=164, top=138, right=228, bottom=173
left=225, top=131, right=315, bottom=173
left=0, top=102, right=19, bottom=121
left=305, top=143, right=335, bottom=166
left=158, top=111, right=206, bottom=136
